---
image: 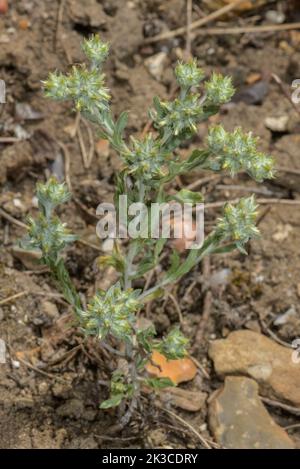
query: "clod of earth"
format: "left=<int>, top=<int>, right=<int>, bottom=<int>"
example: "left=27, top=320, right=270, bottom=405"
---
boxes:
left=209, top=330, right=300, bottom=406
left=209, top=376, right=295, bottom=449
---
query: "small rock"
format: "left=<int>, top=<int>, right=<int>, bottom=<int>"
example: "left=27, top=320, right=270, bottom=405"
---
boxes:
left=273, top=305, right=296, bottom=326
left=144, top=52, right=168, bottom=81
left=209, top=268, right=231, bottom=289
left=246, top=72, right=262, bottom=85
left=209, top=330, right=300, bottom=406
left=233, top=80, right=269, bottom=105
left=209, top=376, right=294, bottom=449
left=265, top=115, right=289, bottom=133
left=56, top=398, right=84, bottom=419
left=41, top=300, right=59, bottom=321
left=38, top=381, right=50, bottom=395
left=69, top=0, right=106, bottom=29
left=265, top=10, right=285, bottom=24
left=15, top=102, right=43, bottom=121
left=52, top=381, right=73, bottom=399
left=15, top=395, right=34, bottom=409
left=160, top=387, right=207, bottom=412
left=272, top=223, right=293, bottom=242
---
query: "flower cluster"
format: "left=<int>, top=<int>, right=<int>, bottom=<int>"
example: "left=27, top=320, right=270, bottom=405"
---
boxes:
left=152, top=94, right=204, bottom=140
left=215, top=196, right=260, bottom=251
left=81, top=35, right=109, bottom=66
left=152, top=63, right=234, bottom=144
left=204, top=72, right=235, bottom=105
left=156, top=327, right=189, bottom=360
left=36, top=178, right=71, bottom=217
left=22, top=179, right=76, bottom=259
left=44, top=66, right=110, bottom=115
left=44, top=35, right=110, bottom=116
left=175, top=59, right=205, bottom=89
left=125, top=134, right=169, bottom=180
left=24, top=214, right=76, bottom=258
left=207, top=125, right=275, bottom=182
left=80, top=283, right=140, bottom=341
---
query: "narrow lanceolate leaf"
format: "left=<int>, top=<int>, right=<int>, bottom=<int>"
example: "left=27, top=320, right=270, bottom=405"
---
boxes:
left=100, top=394, right=124, bottom=409
left=144, top=377, right=175, bottom=390
left=171, top=188, right=204, bottom=204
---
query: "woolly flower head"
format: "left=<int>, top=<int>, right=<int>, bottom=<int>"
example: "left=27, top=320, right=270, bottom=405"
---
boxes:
left=207, top=125, right=275, bottom=182
left=36, top=178, right=71, bottom=215
left=126, top=134, right=168, bottom=180
left=175, top=59, right=205, bottom=89
left=24, top=215, right=76, bottom=256
left=44, top=66, right=110, bottom=115
left=157, top=327, right=189, bottom=360
left=205, top=73, right=235, bottom=105
left=81, top=34, right=109, bottom=66
left=152, top=94, right=203, bottom=139
left=216, top=196, right=260, bottom=252
left=80, top=283, right=140, bottom=341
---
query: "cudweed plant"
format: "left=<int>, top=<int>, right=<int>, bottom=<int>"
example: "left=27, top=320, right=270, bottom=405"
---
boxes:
left=22, top=35, right=274, bottom=423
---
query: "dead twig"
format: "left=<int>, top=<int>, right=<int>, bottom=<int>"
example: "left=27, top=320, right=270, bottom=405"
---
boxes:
left=0, top=291, right=28, bottom=306
left=0, top=137, right=22, bottom=143
left=205, top=198, right=300, bottom=209
left=161, top=407, right=212, bottom=449
left=186, top=174, right=222, bottom=191
left=0, top=208, right=27, bottom=229
left=190, top=355, right=210, bottom=379
left=80, top=117, right=95, bottom=168
left=272, top=73, right=300, bottom=117
left=16, top=357, right=68, bottom=383
left=57, top=140, right=72, bottom=190
left=188, top=22, right=300, bottom=37
left=54, top=0, right=66, bottom=51
left=192, top=256, right=212, bottom=352
left=77, top=121, right=89, bottom=169
left=277, top=166, right=300, bottom=176
left=284, top=423, right=300, bottom=431
left=73, top=195, right=99, bottom=221
left=185, top=0, right=193, bottom=60
left=261, top=396, right=300, bottom=416
left=216, top=184, right=274, bottom=196
left=144, top=0, right=248, bottom=44
left=167, top=292, right=184, bottom=325
left=260, top=320, right=293, bottom=349
left=76, top=238, right=102, bottom=252
left=7, top=343, right=68, bottom=383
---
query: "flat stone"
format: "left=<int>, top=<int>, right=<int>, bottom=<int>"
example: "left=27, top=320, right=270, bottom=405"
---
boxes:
left=209, top=376, right=295, bottom=449
left=209, top=330, right=300, bottom=406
